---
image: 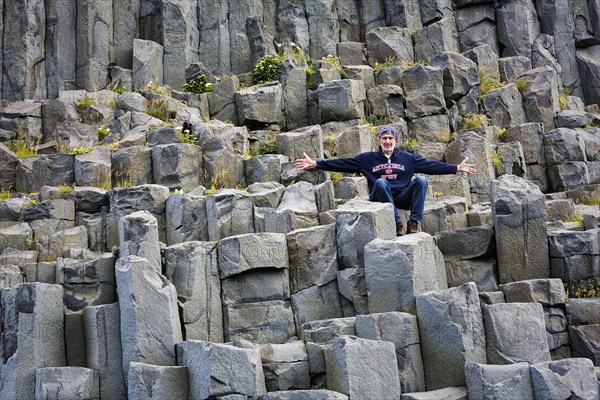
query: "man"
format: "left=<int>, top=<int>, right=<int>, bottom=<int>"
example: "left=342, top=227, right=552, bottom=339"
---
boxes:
left=295, top=125, right=477, bottom=236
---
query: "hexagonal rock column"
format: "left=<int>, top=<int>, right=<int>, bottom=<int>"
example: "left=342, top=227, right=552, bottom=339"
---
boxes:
left=115, top=256, right=182, bottom=382
left=325, top=336, right=400, bottom=400
left=364, top=233, right=447, bottom=314
left=416, top=282, right=487, bottom=390
left=127, top=362, right=188, bottom=400
left=164, top=241, right=223, bottom=342
left=318, top=79, right=366, bottom=123
left=35, top=367, right=99, bottom=400
left=206, top=189, right=255, bottom=241
left=465, top=362, right=534, bottom=400
left=483, top=303, right=551, bottom=364
left=355, top=312, right=425, bottom=393
left=118, top=210, right=161, bottom=273
left=176, top=340, right=266, bottom=399
left=259, top=341, right=310, bottom=392
left=0, top=283, right=66, bottom=400
left=490, top=175, right=549, bottom=283
left=151, top=143, right=202, bottom=192
left=83, top=303, right=126, bottom=400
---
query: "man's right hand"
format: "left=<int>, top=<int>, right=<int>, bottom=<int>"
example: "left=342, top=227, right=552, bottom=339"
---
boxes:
left=295, top=152, right=317, bottom=170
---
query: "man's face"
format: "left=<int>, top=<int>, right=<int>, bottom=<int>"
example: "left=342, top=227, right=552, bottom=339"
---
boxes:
left=380, top=133, right=396, bottom=154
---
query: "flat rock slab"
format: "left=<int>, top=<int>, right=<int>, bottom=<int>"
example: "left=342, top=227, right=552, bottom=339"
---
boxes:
left=530, top=358, right=600, bottom=400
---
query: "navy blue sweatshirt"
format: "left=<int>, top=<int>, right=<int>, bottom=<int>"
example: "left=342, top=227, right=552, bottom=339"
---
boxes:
left=316, top=148, right=458, bottom=195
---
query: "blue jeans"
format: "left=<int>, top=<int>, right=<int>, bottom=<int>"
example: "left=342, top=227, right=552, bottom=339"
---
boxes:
left=369, top=177, right=428, bottom=223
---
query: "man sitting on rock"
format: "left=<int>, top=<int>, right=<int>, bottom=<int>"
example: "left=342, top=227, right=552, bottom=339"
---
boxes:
left=295, top=125, right=477, bottom=236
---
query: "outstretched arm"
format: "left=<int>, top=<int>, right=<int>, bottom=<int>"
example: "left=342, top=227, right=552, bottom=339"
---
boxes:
left=295, top=152, right=317, bottom=170
left=456, top=157, right=477, bottom=175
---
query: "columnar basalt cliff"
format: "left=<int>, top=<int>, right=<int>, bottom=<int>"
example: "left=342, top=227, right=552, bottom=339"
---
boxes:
left=0, top=0, right=600, bottom=399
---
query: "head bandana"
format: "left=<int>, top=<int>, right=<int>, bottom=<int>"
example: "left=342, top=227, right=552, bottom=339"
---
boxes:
left=378, top=125, right=398, bottom=140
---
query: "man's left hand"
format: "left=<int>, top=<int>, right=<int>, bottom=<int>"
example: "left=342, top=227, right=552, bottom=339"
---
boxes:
left=457, top=157, right=476, bottom=175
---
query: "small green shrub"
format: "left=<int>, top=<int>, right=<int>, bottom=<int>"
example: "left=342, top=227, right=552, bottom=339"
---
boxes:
left=491, top=151, right=503, bottom=173
left=70, top=146, right=95, bottom=155
left=404, top=138, right=418, bottom=148
left=145, top=81, right=170, bottom=96
left=253, top=54, right=282, bottom=85
left=182, top=75, right=215, bottom=94
left=433, top=130, right=452, bottom=144
left=146, top=98, right=173, bottom=122
left=176, top=127, right=198, bottom=145
left=515, top=78, right=528, bottom=93
left=479, top=68, right=504, bottom=97
left=98, top=124, right=110, bottom=141
left=330, top=172, right=343, bottom=183
left=460, top=114, right=489, bottom=130
left=57, top=185, right=74, bottom=194
left=0, top=191, right=13, bottom=201
left=75, top=95, right=96, bottom=114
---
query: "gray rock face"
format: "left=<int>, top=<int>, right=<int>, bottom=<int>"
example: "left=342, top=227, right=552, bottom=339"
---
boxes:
left=502, top=123, right=544, bottom=166
left=519, top=67, right=561, bottom=131
left=115, top=256, right=182, bottom=381
left=569, top=325, right=600, bottom=364
left=162, top=0, right=199, bottom=89
left=83, top=303, right=126, bottom=400
left=245, top=154, right=289, bottom=185
left=218, top=233, right=288, bottom=279
left=576, top=45, right=600, bottom=105
left=530, top=358, right=600, bottom=400
left=495, top=0, right=540, bottom=58
left=276, top=125, right=324, bottom=161
left=119, top=210, right=161, bottom=273
left=456, top=4, right=498, bottom=53
left=432, top=52, right=479, bottom=102
left=206, top=190, right=254, bottom=241
left=287, top=224, right=338, bottom=293
left=355, top=312, right=425, bottom=393
left=281, top=58, right=309, bottom=131
left=262, top=389, right=348, bottom=399
left=416, top=282, right=487, bottom=390
left=498, top=56, right=532, bottom=83
left=237, top=82, right=284, bottom=127
left=400, top=387, right=468, bottom=399
left=366, top=85, right=405, bottom=121
left=222, top=268, right=290, bottom=305
left=0, top=283, right=66, bottom=400
left=483, top=302, right=551, bottom=364
left=111, top=146, right=153, bottom=186
left=335, top=199, right=396, bottom=270
left=128, top=362, right=188, bottom=400
left=164, top=241, right=223, bottom=342
left=259, top=341, right=310, bottom=391
left=35, top=367, right=99, bottom=400
left=0, top=144, right=18, bottom=191
left=414, top=18, right=460, bottom=63
left=400, top=65, right=445, bottom=119
left=224, top=300, right=297, bottom=344
left=318, top=80, right=366, bottom=123
left=165, top=193, right=208, bottom=245
left=74, top=147, right=111, bottom=188
left=500, top=278, right=566, bottom=306
left=465, top=362, right=534, bottom=400
left=16, top=154, right=75, bottom=193
left=365, top=233, right=447, bottom=314
left=325, top=335, right=400, bottom=400
left=481, top=83, right=526, bottom=128
left=490, top=175, right=549, bottom=283
left=151, top=143, right=202, bottom=192
left=132, top=39, right=164, bottom=91
left=291, top=281, right=343, bottom=327
left=566, top=298, right=600, bottom=326
left=177, top=340, right=266, bottom=399
left=365, top=27, right=414, bottom=65
left=76, top=0, right=112, bottom=91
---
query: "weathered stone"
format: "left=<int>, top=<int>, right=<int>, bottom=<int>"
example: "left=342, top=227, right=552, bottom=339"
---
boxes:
left=413, top=18, right=460, bottom=63
left=366, top=85, right=406, bottom=121
left=119, top=210, right=160, bottom=273
left=566, top=298, right=600, bottom=326
left=355, top=312, right=425, bottom=393
left=500, top=278, right=566, bottom=306
left=301, top=317, right=357, bottom=344
left=332, top=124, right=373, bottom=159
left=206, top=190, right=254, bottom=241
left=164, top=241, right=223, bottom=342
left=162, top=0, right=199, bottom=88
left=455, top=4, right=498, bottom=53
left=115, top=256, right=182, bottom=380
left=495, top=141, right=527, bottom=178
left=132, top=39, right=164, bottom=91
left=569, top=325, right=600, bottom=364
left=400, top=65, right=445, bottom=119
left=445, top=258, right=499, bottom=292
left=463, top=44, right=499, bottom=78
left=287, top=224, right=338, bottom=293
left=434, top=224, right=494, bottom=260
left=482, top=84, right=526, bottom=128
left=547, top=162, right=591, bottom=192
left=498, top=56, right=532, bottom=83
left=530, top=358, right=600, bottom=400
left=337, top=42, right=367, bottom=66
left=151, top=143, right=202, bottom=192
left=336, top=266, right=368, bottom=315
left=576, top=45, right=600, bottom=106
left=177, top=340, right=266, bottom=399
left=335, top=199, right=396, bottom=270
left=35, top=367, right=99, bottom=400
left=111, top=145, right=153, bottom=186
left=224, top=300, right=296, bottom=344
left=237, top=82, right=283, bottom=127
left=422, top=196, right=469, bottom=235
left=544, top=128, right=586, bottom=166
left=83, top=303, right=126, bottom=400
left=128, top=362, right=188, bottom=400
left=501, top=123, right=544, bottom=166
left=291, top=281, right=343, bottom=327
left=325, top=336, right=400, bottom=399
left=36, top=225, right=88, bottom=262
left=165, top=194, right=208, bottom=245
left=73, top=147, right=111, bottom=188
left=208, top=76, right=240, bottom=125
left=556, top=111, right=600, bottom=129
left=0, top=283, right=66, bottom=400
left=245, top=154, right=289, bottom=185
left=465, top=362, right=534, bottom=400
left=490, top=175, right=549, bottom=283
left=483, top=302, right=551, bottom=364
left=334, top=177, right=369, bottom=200
left=495, top=0, right=541, bottom=58
left=519, top=67, right=561, bottom=131
left=248, top=182, right=285, bottom=208
left=259, top=341, right=310, bottom=391
left=0, top=265, right=23, bottom=289
left=218, top=232, right=287, bottom=279
left=432, top=52, right=479, bottom=102
left=400, top=387, right=468, bottom=399
left=222, top=268, right=290, bottom=305
left=281, top=58, right=309, bottom=131
left=277, top=181, right=318, bottom=214
left=0, top=223, right=33, bottom=253
left=408, top=114, right=451, bottom=144
left=365, top=233, right=447, bottom=314
left=261, top=389, right=348, bottom=399
left=365, top=27, right=414, bottom=66
left=416, top=282, right=487, bottom=390
left=16, top=154, right=75, bottom=193
left=0, top=144, right=18, bottom=191
left=318, top=80, right=366, bottom=123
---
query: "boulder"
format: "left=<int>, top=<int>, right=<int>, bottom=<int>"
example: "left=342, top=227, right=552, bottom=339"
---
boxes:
left=245, top=154, right=289, bottom=185
left=455, top=4, right=498, bottom=53
left=16, top=154, right=75, bottom=193
left=325, top=336, right=400, bottom=400
left=177, top=340, right=266, bottom=399
left=490, top=175, right=549, bottom=283
left=291, top=281, right=344, bottom=328
left=165, top=193, right=208, bottom=245
left=111, top=145, right=154, bottom=186
left=465, top=362, right=534, bottom=400
left=281, top=58, right=309, bottom=130
left=0, top=144, right=18, bottom=191
left=236, top=82, right=284, bottom=127
left=151, top=143, right=202, bottom=192
left=576, top=45, right=600, bottom=106
left=416, top=282, right=487, bottom=390
left=259, top=341, right=310, bottom=391
left=223, top=300, right=296, bottom=344
left=519, top=67, right=561, bottom=131
left=566, top=298, right=600, bottom=326
left=408, top=114, right=451, bottom=144
left=318, top=80, right=366, bottom=123
left=530, top=358, right=600, bottom=400
left=132, top=39, right=164, bottom=91
left=127, top=362, right=188, bottom=400
left=462, top=44, right=499, bottom=77
left=35, top=367, right=99, bottom=400
left=500, top=278, right=566, bottom=306
left=365, top=233, right=447, bottom=314
left=569, top=325, right=600, bottom=364
left=164, top=241, right=223, bottom=342
left=483, top=302, right=551, bottom=364
left=432, top=52, right=479, bottom=101
left=365, top=27, right=414, bottom=66
left=334, top=177, right=369, bottom=200
left=118, top=210, right=160, bottom=273
left=413, top=18, right=460, bottom=63
left=276, top=125, right=324, bottom=162
left=495, top=0, right=540, bottom=58
left=218, top=232, right=288, bottom=279
left=498, top=56, right=532, bottom=83
left=222, top=268, right=290, bottom=305
left=206, top=190, right=255, bottom=241
left=332, top=124, right=374, bottom=159
left=399, top=65, right=445, bottom=119
left=482, top=84, right=526, bottom=128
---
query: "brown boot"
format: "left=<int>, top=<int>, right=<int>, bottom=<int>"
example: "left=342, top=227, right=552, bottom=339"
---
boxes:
left=406, top=220, right=419, bottom=234
left=396, top=221, right=404, bottom=236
